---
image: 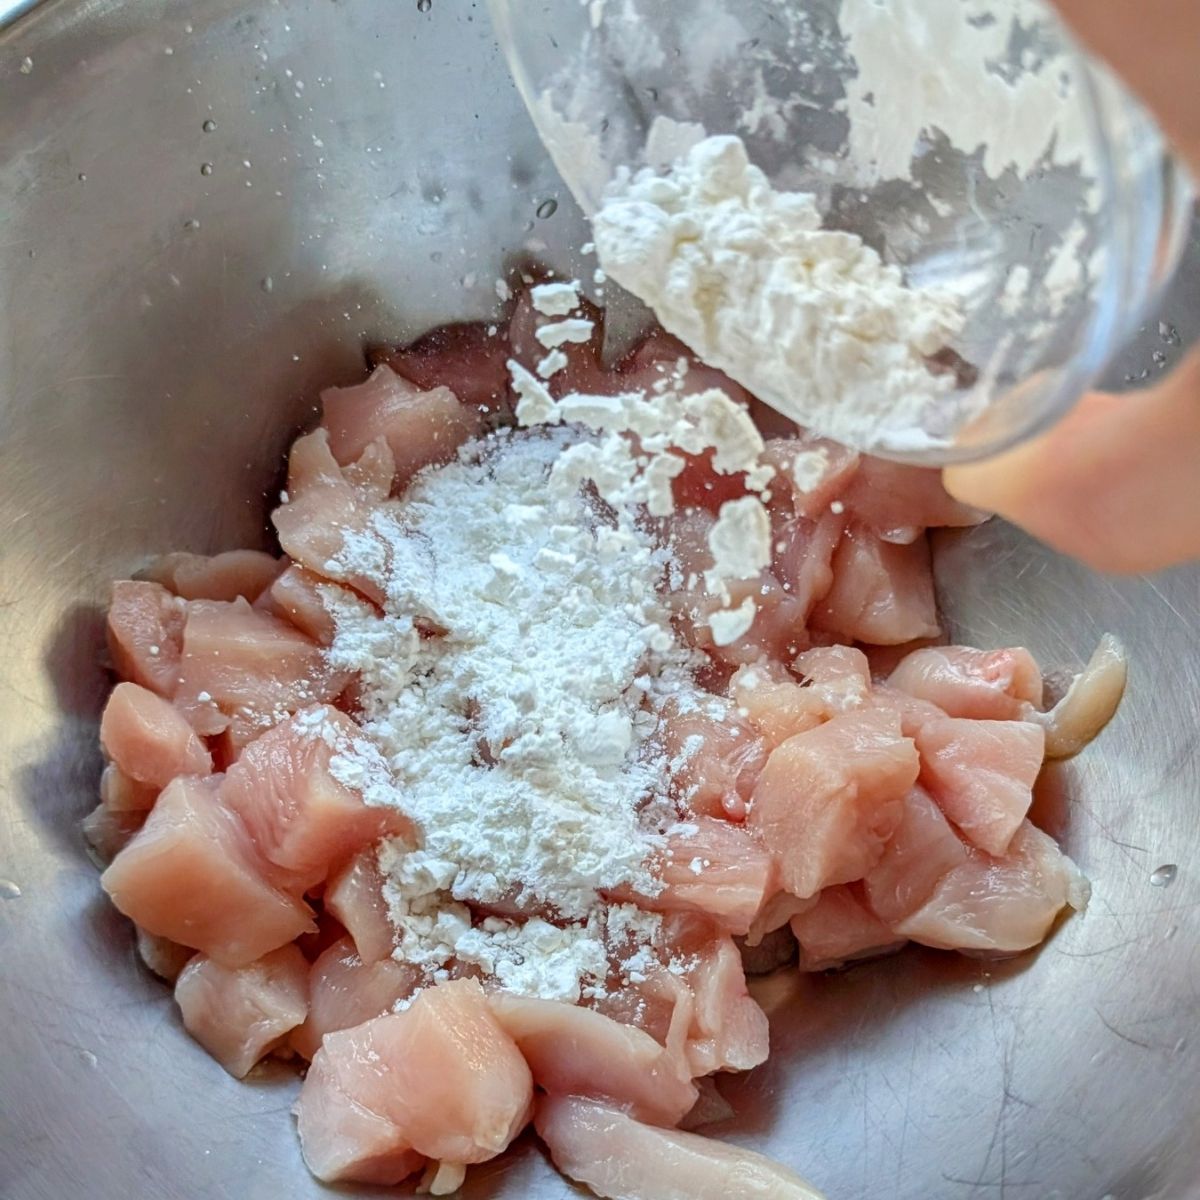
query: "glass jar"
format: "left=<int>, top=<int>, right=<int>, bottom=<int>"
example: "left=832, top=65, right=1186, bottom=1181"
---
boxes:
left=486, top=0, right=1194, bottom=463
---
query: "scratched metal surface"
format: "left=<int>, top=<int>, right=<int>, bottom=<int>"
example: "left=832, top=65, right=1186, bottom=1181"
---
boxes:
left=1, top=2, right=1197, bottom=1199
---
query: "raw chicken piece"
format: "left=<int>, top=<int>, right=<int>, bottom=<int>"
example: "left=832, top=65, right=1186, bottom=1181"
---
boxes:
left=743, top=890, right=817, bottom=949
left=291, top=937, right=419, bottom=1061
left=144, top=550, right=284, bottom=603
left=100, top=775, right=315, bottom=966
left=262, top=564, right=340, bottom=645
left=869, top=685, right=950, bottom=740
left=272, top=429, right=395, bottom=606
left=789, top=885, right=906, bottom=971
left=895, top=820, right=1089, bottom=954
left=889, top=646, right=1043, bottom=721
left=175, top=944, right=309, bottom=1078
left=651, top=817, right=776, bottom=937
left=82, top=800, right=145, bottom=863
left=792, top=645, right=872, bottom=714
left=487, top=993, right=698, bottom=1127
left=295, top=1048, right=425, bottom=1186
left=221, top=706, right=402, bottom=892
left=298, top=979, right=532, bottom=1166
left=862, top=787, right=970, bottom=925
left=98, top=762, right=158, bottom=814
left=680, top=928, right=770, bottom=1075
left=664, top=508, right=809, bottom=666
left=761, top=435, right=860, bottom=521
left=771, top=510, right=847, bottom=621
left=840, top=458, right=987, bottom=544
left=324, top=845, right=395, bottom=964
left=173, top=598, right=350, bottom=743
left=106, top=580, right=186, bottom=697
left=135, top=927, right=194, bottom=983
left=99, top=682, right=211, bottom=789
left=321, top=365, right=483, bottom=492
left=917, top=718, right=1045, bottom=857
left=1036, top=634, right=1128, bottom=760
left=730, top=663, right=825, bottom=750
left=748, top=708, right=919, bottom=899
left=659, top=697, right=766, bottom=822
left=375, top=321, right=514, bottom=418
left=811, top=525, right=940, bottom=646
left=535, top=1096, right=826, bottom=1200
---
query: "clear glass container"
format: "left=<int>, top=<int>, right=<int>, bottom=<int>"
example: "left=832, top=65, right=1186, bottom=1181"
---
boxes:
left=486, top=0, right=1194, bottom=463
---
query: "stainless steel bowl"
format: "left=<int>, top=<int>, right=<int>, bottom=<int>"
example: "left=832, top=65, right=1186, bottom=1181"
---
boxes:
left=2, top=3, right=1197, bottom=1198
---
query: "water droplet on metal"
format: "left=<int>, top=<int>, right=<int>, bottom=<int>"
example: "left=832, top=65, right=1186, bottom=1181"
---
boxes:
left=79, top=1049, right=98, bottom=1068
left=260, top=276, right=274, bottom=293
left=1150, top=864, right=1178, bottom=887
left=200, top=162, right=213, bottom=176
left=536, top=198, right=558, bottom=220
left=417, top=0, right=432, bottom=10
left=202, top=118, right=217, bottom=132
left=77, top=172, right=87, bottom=182
left=183, top=218, right=201, bottom=231
left=1159, top=321, right=1181, bottom=346
left=1152, top=349, right=1168, bottom=367
left=19, top=56, right=33, bottom=74
left=0, top=880, right=21, bottom=899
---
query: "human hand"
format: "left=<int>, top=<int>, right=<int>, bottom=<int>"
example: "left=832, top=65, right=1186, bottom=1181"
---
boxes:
left=943, top=0, right=1200, bottom=574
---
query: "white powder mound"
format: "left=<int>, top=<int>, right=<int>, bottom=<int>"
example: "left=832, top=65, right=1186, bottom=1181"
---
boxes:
left=592, top=135, right=966, bottom=452
left=326, top=428, right=700, bottom=1002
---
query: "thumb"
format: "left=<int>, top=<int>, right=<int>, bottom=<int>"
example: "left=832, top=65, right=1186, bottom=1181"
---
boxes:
left=944, top=351, right=1200, bottom=575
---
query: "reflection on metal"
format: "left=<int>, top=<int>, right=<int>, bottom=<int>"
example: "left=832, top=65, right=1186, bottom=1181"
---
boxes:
left=1, top=1, right=1198, bottom=1199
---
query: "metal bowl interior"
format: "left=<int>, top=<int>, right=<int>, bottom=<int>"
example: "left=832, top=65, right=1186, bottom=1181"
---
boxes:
left=1, top=3, right=1197, bottom=1198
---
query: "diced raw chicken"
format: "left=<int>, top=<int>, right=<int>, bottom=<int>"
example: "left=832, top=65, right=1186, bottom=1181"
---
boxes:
left=175, top=944, right=309, bottom=1078
left=894, top=820, right=1090, bottom=954
left=221, top=706, right=402, bottom=892
left=144, top=550, right=284, bottom=603
left=321, top=365, right=482, bottom=492
left=811, top=526, right=940, bottom=646
left=659, top=697, right=767, bottom=822
left=375, top=320, right=514, bottom=417
left=748, top=708, right=919, bottom=899
left=789, top=885, right=906, bottom=971
left=173, top=598, right=350, bottom=743
left=840, top=458, right=988, bottom=543
left=861, top=787, right=971, bottom=925
left=98, top=762, right=158, bottom=814
left=488, top=993, right=698, bottom=1127
left=889, top=646, right=1043, bottom=720
left=107, top=580, right=186, bottom=697
left=100, top=775, right=315, bottom=966
left=298, top=979, right=532, bottom=1166
left=272, top=429, right=394, bottom=605
left=730, top=663, right=825, bottom=751
left=263, top=564, right=340, bottom=645
left=917, top=718, right=1045, bottom=857
left=761, top=435, right=860, bottom=521
left=743, top=890, right=816, bottom=949
left=651, top=817, right=776, bottom=937
left=324, top=846, right=396, bottom=963
left=295, top=1048, right=425, bottom=1186
left=291, top=937, right=419, bottom=1061
left=771, top=510, right=847, bottom=621
left=535, top=1096, right=826, bottom=1200
left=680, top=928, right=770, bottom=1075
left=82, top=800, right=145, bottom=863
left=869, top=684, right=950, bottom=740
left=1036, top=634, right=1128, bottom=760
left=792, top=645, right=872, bottom=714
left=99, top=682, right=212, bottom=789
left=135, top=927, right=195, bottom=983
